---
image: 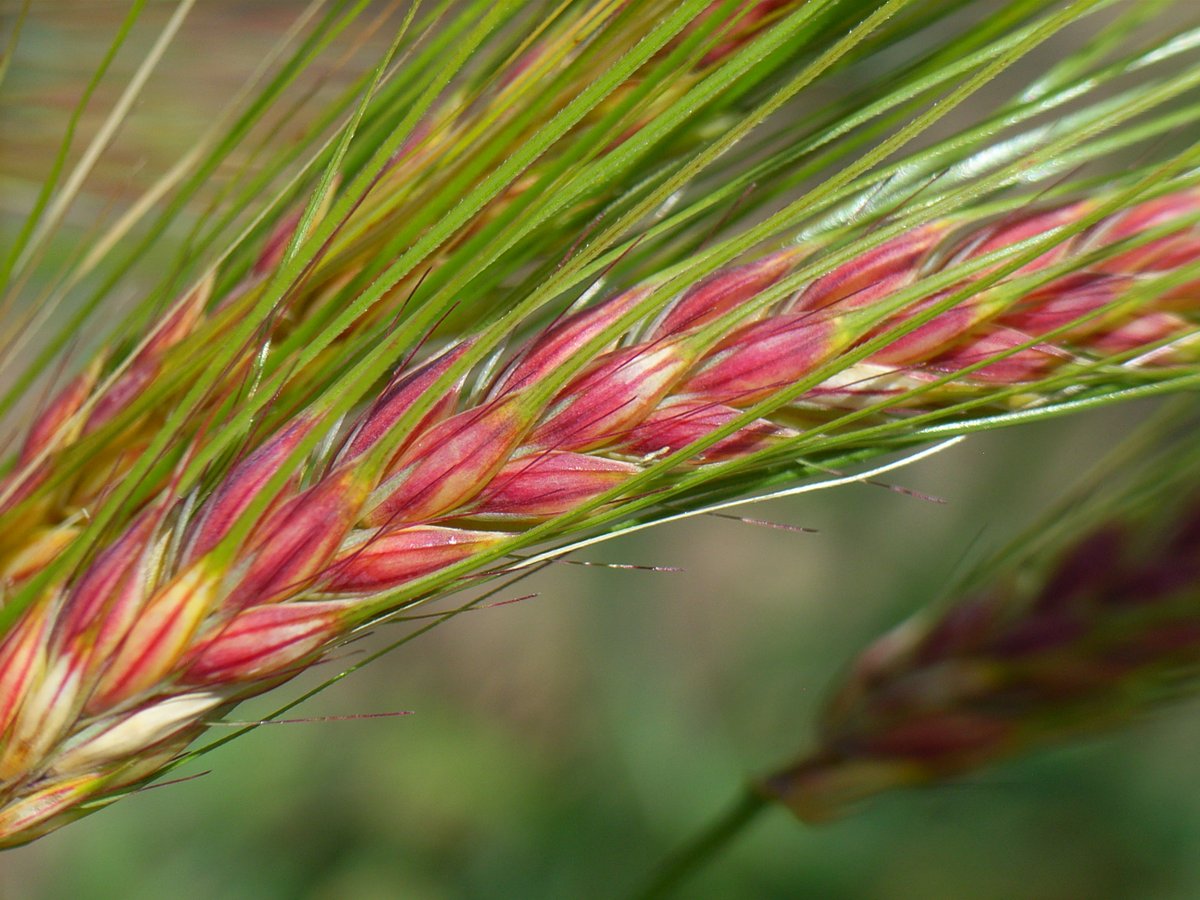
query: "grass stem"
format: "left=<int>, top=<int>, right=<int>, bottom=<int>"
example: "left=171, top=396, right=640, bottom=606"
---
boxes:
left=634, top=787, right=771, bottom=899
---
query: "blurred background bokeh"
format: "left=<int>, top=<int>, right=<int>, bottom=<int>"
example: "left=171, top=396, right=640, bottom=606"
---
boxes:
left=3, top=3, right=1200, bottom=898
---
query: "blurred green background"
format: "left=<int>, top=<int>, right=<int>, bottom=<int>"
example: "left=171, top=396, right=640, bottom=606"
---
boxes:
left=4, top=3, right=1200, bottom=897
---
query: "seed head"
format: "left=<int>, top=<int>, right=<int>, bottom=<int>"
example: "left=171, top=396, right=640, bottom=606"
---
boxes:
left=765, top=483, right=1200, bottom=823
left=3, top=185, right=1200, bottom=845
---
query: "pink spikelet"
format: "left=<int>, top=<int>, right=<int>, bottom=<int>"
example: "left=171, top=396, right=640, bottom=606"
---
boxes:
left=530, top=339, right=701, bottom=451
left=183, top=416, right=319, bottom=563
left=54, top=504, right=167, bottom=678
left=18, top=365, right=100, bottom=467
left=0, top=773, right=106, bottom=845
left=490, top=285, right=657, bottom=397
left=338, top=343, right=474, bottom=465
left=653, top=249, right=803, bottom=337
left=0, top=605, right=52, bottom=742
left=364, top=394, right=534, bottom=527
left=678, top=314, right=846, bottom=405
left=620, top=399, right=797, bottom=462
left=794, top=224, right=947, bottom=318
left=466, top=451, right=642, bottom=520
left=223, top=467, right=372, bottom=611
left=325, top=526, right=507, bottom=593
left=84, top=276, right=211, bottom=436
left=86, top=562, right=221, bottom=713
left=181, top=600, right=360, bottom=685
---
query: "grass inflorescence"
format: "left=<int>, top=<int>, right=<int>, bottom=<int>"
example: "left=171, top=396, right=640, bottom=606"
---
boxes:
left=3, top=0, right=1200, bottom=853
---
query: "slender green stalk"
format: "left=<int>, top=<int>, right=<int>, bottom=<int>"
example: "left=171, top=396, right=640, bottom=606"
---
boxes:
left=633, top=789, right=771, bottom=900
